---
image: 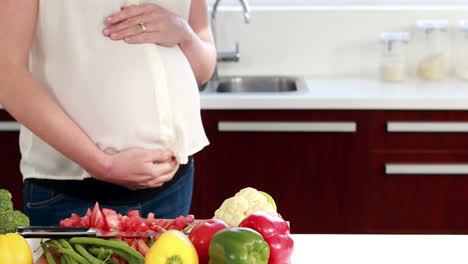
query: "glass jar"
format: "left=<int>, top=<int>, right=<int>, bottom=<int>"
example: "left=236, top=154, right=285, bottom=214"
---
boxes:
left=380, top=32, right=410, bottom=82
left=455, top=20, right=468, bottom=80
left=415, top=20, right=449, bottom=81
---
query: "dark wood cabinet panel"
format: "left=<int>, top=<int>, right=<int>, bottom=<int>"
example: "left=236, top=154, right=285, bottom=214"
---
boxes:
left=192, top=110, right=370, bottom=234
left=366, top=151, right=468, bottom=234
left=0, top=110, right=22, bottom=211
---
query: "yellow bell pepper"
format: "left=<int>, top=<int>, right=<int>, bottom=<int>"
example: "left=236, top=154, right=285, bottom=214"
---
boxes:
left=0, top=233, right=33, bottom=264
left=145, top=230, right=198, bottom=264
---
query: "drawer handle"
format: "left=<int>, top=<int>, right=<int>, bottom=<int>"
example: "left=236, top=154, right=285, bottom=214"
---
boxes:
left=385, top=164, right=468, bottom=175
left=387, top=122, right=468, bottom=133
left=0, top=121, right=20, bottom=132
left=218, top=121, right=356, bottom=132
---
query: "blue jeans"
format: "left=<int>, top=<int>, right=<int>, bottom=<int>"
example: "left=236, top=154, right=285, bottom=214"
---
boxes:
left=23, top=163, right=194, bottom=226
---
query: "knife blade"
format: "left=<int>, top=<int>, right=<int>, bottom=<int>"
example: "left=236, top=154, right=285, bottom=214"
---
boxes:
left=16, top=226, right=167, bottom=239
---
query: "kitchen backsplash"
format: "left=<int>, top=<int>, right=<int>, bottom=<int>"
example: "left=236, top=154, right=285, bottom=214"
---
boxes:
left=213, top=6, right=468, bottom=80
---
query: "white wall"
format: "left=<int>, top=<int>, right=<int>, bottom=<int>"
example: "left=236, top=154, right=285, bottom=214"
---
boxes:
left=207, top=0, right=468, bottom=6
left=213, top=6, right=468, bottom=79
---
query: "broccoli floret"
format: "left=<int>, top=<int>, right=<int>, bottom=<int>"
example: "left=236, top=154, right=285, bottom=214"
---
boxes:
left=0, top=210, right=30, bottom=234
left=13, top=210, right=30, bottom=227
left=0, top=189, right=13, bottom=212
left=0, top=189, right=12, bottom=200
left=0, top=199, right=13, bottom=211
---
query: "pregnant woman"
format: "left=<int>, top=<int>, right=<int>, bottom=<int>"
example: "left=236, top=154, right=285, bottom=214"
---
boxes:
left=0, top=0, right=215, bottom=225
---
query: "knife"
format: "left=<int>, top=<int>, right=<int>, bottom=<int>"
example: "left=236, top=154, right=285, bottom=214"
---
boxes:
left=16, top=226, right=167, bottom=239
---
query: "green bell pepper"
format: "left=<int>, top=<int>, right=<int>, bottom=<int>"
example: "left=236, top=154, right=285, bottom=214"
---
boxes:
left=208, top=227, right=270, bottom=264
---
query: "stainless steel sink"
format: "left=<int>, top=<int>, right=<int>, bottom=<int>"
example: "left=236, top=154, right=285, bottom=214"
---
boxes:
left=216, top=76, right=298, bottom=93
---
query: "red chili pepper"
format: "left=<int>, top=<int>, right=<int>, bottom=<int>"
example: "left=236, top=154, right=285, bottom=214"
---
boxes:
left=239, top=211, right=294, bottom=264
left=188, top=219, right=230, bottom=264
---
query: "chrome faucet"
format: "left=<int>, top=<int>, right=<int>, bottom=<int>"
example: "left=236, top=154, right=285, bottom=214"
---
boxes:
left=209, top=0, right=250, bottom=83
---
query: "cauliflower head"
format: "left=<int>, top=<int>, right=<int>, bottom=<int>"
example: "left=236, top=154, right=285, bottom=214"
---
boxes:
left=214, top=196, right=249, bottom=227
left=214, top=187, right=278, bottom=227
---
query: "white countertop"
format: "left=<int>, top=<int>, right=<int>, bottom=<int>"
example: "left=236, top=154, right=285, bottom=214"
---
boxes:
left=200, top=79, right=468, bottom=110
left=290, top=234, right=468, bottom=264
left=30, top=234, right=468, bottom=263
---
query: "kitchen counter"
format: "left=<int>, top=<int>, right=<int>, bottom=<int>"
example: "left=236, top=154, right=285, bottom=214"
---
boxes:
left=290, top=234, right=468, bottom=264
left=200, top=79, right=468, bottom=110
left=30, top=234, right=468, bottom=263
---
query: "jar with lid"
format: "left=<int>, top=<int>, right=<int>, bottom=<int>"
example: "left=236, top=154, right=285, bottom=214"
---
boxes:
left=379, top=32, right=410, bottom=82
left=414, top=20, right=449, bottom=81
left=455, top=20, right=468, bottom=80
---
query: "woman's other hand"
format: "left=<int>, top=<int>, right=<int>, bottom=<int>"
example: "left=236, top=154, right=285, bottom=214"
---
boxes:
left=103, top=4, right=191, bottom=47
left=95, top=148, right=179, bottom=190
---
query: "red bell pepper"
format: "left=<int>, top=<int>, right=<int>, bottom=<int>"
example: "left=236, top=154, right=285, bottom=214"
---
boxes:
left=188, top=219, right=230, bottom=264
left=239, top=211, right=294, bottom=264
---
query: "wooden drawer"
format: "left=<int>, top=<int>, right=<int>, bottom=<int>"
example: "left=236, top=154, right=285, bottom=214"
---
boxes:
left=366, top=150, right=468, bottom=234
left=370, top=111, right=468, bottom=150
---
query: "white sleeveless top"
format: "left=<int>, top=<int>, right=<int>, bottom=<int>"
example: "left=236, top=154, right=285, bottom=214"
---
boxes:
left=21, top=0, right=209, bottom=180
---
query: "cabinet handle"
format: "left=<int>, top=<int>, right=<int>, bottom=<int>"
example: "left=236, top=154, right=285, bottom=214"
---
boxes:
left=218, top=121, right=357, bottom=133
left=0, top=121, right=20, bottom=132
left=387, top=122, right=468, bottom=133
left=385, top=164, right=468, bottom=175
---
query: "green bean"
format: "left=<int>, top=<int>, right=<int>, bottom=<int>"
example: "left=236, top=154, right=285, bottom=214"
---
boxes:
left=57, top=248, right=91, bottom=264
left=87, top=247, right=101, bottom=257
left=88, top=247, right=112, bottom=257
left=59, top=239, right=73, bottom=249
left=42, top=244, right=57, bottom=264
left=61, top=255, right=68, bottom=264
left=106, top=258, right=120, bottom=264
left=64, top=255, right=77, bottom=264
left=87, top=248, right=120, bottom=264
left=46, top=239, right=63, bottom=249
left=89, top=246, right=141, bottom=264
left=59, top=239, right=79, bottom=264
left=68, top=237, right=144, bottom=263
left=74, top=244, right=105, bottom=264
left=97, top=247, right=107, bottom=260
left=107, top=238, right=129, bottom=246
left=111, top=248, right=143, bottom=264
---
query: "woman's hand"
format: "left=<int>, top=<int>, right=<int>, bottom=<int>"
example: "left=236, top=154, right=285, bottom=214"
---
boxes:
left=95, top=147, right=179, bottom=190
left=103, top=4, right=191, bottom=47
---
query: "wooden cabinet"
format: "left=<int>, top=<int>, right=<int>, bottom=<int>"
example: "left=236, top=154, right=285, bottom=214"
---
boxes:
left=193, top=110, right=468, bottom=234
left=4, top=107, right=468, bottom=233
left=367, top=151, right=468, bottom=234
left=366, top=111, right=468, bottom=234
left=192, top=110, right=369, bottom=234
left=0, top=110, right=22, bottom=211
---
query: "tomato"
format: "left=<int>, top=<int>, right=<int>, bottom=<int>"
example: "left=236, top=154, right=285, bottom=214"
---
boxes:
left=166, top=215, right=195, bottom=230
left=102, top=208, right=120, bottom=231
left=127, top=210, right=140, bottom=218
left=90, top=202, right=105, bottom=229
left=155, top=219, right=169, bottom=228
left=136, top=238, right=150, bottom=256
left=80, top=209, right=92, bottom=227
left=59, top=213, right=82, bottom=227
left=188, top=219, right=229, bottom=264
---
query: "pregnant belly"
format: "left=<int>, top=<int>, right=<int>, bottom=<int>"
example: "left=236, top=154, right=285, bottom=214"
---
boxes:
left=37, top=45, right=172, bottom=152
